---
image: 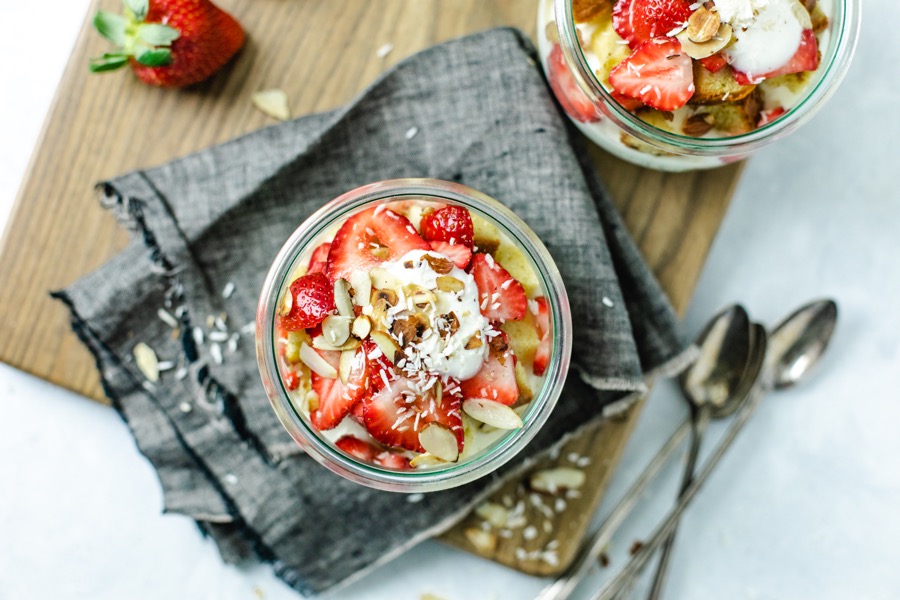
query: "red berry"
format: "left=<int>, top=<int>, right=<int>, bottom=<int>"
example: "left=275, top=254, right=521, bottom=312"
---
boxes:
left=532, top=297, right=551, bottom=376
left=309, top=347, right=368, bottom=430
left=429, top=241, right=473, bottom=270
left=306, top=242, right=331, bottom=275
left=90, top=0, right=245, bottom=88
left=699, top=53, right=728, bottom=73
left=460, top=331, right=519, bottom=406
left=326, top=206, right=430, bottom=281
left=363, top=378, right=464, bottom=453
left=279, top=272, right=335, bottom=331
left=609, top=38, right=694, bottom=112
left=420, top=206, right=475, bottom=248
left=469, top=254, right=528, bottom=323
left=758, top=107, right=787, bottom=128
left=283, top=370, right=300, bottom=391
left=547, top=44, right=602, bottom=123
left=612, top=0, right=694, bottom=49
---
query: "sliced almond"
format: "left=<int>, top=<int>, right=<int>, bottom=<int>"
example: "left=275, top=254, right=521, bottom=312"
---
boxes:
left=462, top=398, right=524, bottom=430
left=409, top=452, right=445, bottom=468
left=312, top=336, right=360, bottom=352
left=676, top=22, right=732, bottom=59
left=475, top=502, right=509, bottom=528
left=435, top=276, right=465, bottom=293
left=278, top=290, right=293, bottom=316
left=333, top=279, right=354, bottom=317
left=351, top=315, right=372, bottom=339
left=418, top=424, right=459, bottom=462
left=370, top=267, right=400, bottom=290
left=339, top=348, right=356, bottom=384
left=322, top=314, right=351, bottom=346
left=299, top=342, right=338, bottom=378
left=423, top=254, right=454, bottom=274
left=133, top=342, right=160, bottom=382
left=410, top=289, right=437, bottom=308
left=464, top=527, right=497, bottom=553
left=349, top=270, right=372, bottom=307
left=683, top=113, right=716, bottom=136
left=791, top=0, right=813, bottom=29
left=369, top=330, right=402, bottom=361
left=465, top=336, right=484, bottom=350
left=686, top=5, right=720, bottom=43
left=529, top=467, right=586, bottom=494
left=251, top=89, right=291, bottom=121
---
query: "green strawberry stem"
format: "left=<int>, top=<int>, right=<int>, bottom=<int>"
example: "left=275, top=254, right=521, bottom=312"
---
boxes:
left=89, top=0, right=180, bottom=73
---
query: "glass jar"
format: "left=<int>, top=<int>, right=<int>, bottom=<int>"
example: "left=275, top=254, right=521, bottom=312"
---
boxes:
left=256, top=179, right=572, bottom=492
left=537, top=0, right=861, bottom=171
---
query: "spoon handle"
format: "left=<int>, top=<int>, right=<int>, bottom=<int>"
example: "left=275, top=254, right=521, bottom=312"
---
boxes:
left=645, top=405, right=711, bottom=599
left=534, top=418, right=692, bottom=600
left=589, top=385, right=764, bottom=600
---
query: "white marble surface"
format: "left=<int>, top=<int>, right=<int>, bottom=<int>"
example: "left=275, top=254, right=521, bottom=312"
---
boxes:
left=1, top=2, right=898, bottom=599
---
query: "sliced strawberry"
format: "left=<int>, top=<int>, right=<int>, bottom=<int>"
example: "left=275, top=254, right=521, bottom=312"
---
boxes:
left=613, top=0, right=694, bottom=49
left=699, top=53, right=728, bottom=73
left=758, top=107, right=787, bottom=127
left=363, top=378, right=464, bottom=453
left=460, top=331, right=519, bottom=406
left=335, top=435, right=411, bottom=469
left=609, top=38, right=694, bottom=112
left=732, top=29, right=819, bottom=85
left=307, top=242, right=331, bottom=275
left=420, top=206, right=475, bottom=248
left=470, top=254, right=528, bottom=322
left=284, top=370, right=300, bottom=391
left=611, top=91, right=645, bottom=112
left=361, top=338, right=395, bottom=395
left=547, top=44, right=601, bottom=123
left=349, top=400, right=365, bottom=424
left=335, top=436, right=377, bottom=461
left=429, top=241, right=473, bottom=270
left=309, top=347, right=367, bottom=430
left=374, top=450, right=412, bottom=470
left=326, top=206, right=430, bottom=281
left=279, top=272, right=335, bottom=331
left=532, top=297, right=551, bottom=376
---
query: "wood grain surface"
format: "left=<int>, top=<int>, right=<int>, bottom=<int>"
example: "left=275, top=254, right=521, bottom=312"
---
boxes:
left=0, top=0, right=739, bottom=577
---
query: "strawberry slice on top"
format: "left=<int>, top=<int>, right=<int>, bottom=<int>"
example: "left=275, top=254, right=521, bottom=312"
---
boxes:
left=309, top=347, right=368, bottom=430
left=547, top=44, right=602, bottom=124
left=363, top=378, right=464, bottom=453
left=326, top=206, right=430, bottom=281
left=279, top=272, right=335, bottom=331
left=460, top=331, right=520, bottom=406
left=609, top=38, right=694, bottom=112
left=306, top=242, right=331, bottom=275
left=420, top=206, right=475, bottom=248
left=732, top=29, right=820, bottom=85
left=429, top=240, right=473, bottom=270
left=612, top=0, right=694, bottom=49
left=470, top=254, right=528, bottom=322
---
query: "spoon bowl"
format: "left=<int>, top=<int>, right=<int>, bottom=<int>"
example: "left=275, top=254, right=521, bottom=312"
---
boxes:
left=766, top=299, right=838, bottom=389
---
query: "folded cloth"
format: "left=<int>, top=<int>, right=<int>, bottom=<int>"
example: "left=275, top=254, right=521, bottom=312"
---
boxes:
left=53, top=27, right=691, bottom=596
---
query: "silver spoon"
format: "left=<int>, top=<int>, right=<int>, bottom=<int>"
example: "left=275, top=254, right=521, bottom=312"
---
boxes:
left=535, top=305, right=757, bottom=600
left=591, top=299, right=838, bottom=600
left=645, top=317, right=765, bottom=598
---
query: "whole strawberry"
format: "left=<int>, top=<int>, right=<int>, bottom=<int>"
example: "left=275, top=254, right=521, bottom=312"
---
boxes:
left=90, top=0, right=244, bottom=88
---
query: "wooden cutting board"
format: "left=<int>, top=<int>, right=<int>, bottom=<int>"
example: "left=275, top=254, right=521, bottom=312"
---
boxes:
left=0, top=0, right=739, bottom=577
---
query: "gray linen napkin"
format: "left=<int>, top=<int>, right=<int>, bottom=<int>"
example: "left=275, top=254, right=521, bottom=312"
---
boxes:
left=53, top=28, right=691, bottom=596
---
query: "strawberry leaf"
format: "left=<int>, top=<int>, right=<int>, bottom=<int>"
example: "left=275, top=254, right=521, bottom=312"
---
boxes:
left=136, top=48, right=172, bottom=67
left=124, top=0, right=149, bottom=21
left=137, top=23, right=180, bottom=47
left=89, top=54, right=129, bottom=73
left=93, top=11, right=128, bottom=46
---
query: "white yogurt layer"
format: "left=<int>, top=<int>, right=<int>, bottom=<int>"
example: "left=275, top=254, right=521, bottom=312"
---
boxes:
left=722, top=0, right=806, bottom=79
left=376, top=250, right=491, bottom=381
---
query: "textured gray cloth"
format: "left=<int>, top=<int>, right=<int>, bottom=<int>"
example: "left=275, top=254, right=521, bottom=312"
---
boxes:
left=53, top=28, right=690, bottom=596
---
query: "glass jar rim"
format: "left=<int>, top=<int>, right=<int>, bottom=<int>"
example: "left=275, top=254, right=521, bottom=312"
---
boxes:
left=256, top=178, right=573, bottom=492
left=553, top=0, right=862, bottom=157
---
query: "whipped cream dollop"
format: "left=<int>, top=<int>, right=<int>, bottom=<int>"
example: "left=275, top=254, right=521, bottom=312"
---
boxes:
left=718, top=0, right=806, bottom=79
left=374, top=250, right=491, bottom=381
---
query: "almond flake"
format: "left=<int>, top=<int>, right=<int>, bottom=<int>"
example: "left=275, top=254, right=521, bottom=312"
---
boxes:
left=333, top=279, right=354, bottom=317
left=133, top=342, right=160, bottom=382
left=475, top=502, right=509, bottom=528
left=530, top=467, right=586, bottom=494
left=463, top=527, right=497, bottom=553
left=418, top=424, right=459, bottom=462
left=299, top=342, right=338, bottom=378
left=251, top=89, right=291, bottom=121
left=462, top=398, right=524, bottom=430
